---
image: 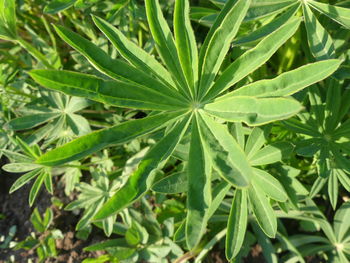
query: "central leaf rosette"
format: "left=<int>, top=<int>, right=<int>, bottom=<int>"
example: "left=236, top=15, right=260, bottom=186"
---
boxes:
left=28, top=0, right=341, bottom=259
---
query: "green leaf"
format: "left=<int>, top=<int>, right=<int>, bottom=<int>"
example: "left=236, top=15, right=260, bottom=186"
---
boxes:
left=245, top=0, right=296, bottom=22
left=253, top=168, right=288, bottom=202
left=235, top=3, right=300, bottom=45
left=30, top=208, right=45, bottom=233
left=250, top=142, right=294, bottom=166
left=174, top=0, right=198, bottom=95
left=145, top=0, right=189, bottom=96
left=227, top=60, right=342, bottom=98
left=337, top=169, right=350, bottom=193
left=208, top=181, right=231, bottom=218
left=198, top=0, right=251, bottom=97
left=248, top=182, right=277, bottom=238
left=151, top=172, right=187, bottom=194
left=308, top=0, right=350, bottom=29
left=16, top=38, right=54, bottom=69
left=94, top=115, right=191, bottom=220
left=91, top=15, right=176, bottom=89
left=328, top=169, right=338, bottom=210
left=44, top=0, right=77, bottom=14
left=67, top=114, right=91, bottom=136
left=43, top=208, right=54, bottom=230
left=303, top=3, right=335, bottom=60
left=199, top=112, right=252, bottom=187
left=29, top=70, right=187, bottom=111
left=36, top=111, right=187, bottom=166
left=6, top=113, right=60, bottom=131
left=2, top=163, right=42, bottom=173
left=29, top=172, right=46, bottom=206
left=334, top=201, right=350, bottom=242
left=44, top=171, right=53, bottom=194
left=226, top=189, right=248, bottom=260
left=203, top=17, right=301, bottom=100
left=186, top=114, right=212, bottom=249
left=84, top=238, right=127, bottom=252
left=283, top=118, right=321, bottom=137
left=204, top=96, right=302, bottom=126
left=0, top=0, right=17, bottom=40
left=245, top=127, right=268, bottom=158
left=9, top=169, right=40, bottom=193
left=53, top=25, right=181, bottom=100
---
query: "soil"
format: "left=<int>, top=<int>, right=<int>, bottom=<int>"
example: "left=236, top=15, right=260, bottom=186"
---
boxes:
left=0, top=157, right=101, bottom=263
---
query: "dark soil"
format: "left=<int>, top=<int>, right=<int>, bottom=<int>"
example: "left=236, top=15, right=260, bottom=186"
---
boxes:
left=0, top=157, right=101, bottom=263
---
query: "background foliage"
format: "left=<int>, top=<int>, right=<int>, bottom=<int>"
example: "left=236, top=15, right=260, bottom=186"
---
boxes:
left=1, top=0, right=350, bottom=262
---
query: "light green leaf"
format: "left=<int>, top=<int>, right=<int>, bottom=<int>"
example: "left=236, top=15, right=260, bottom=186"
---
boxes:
left=53, top=25, right=181, bottom=100
left=0, top=0, right=17, bottom=40
left=29, top=70, right=187, bottom=111
left=337, top=169, right=350, bottom=193
left=94, top=115, right=191, bottom=220
left=2, top=163, right=42, bottom=173
left=248, top=182, right=277, bottom=238
left=9, top=169, right=41, bottom=193
left=308, top=0, right=350, bottom=29
left=227, top=60, right=342, bottom=98
left=29, top=172, right=46, bottom=206
left=204, top=17, right=301, bottom=100
left=245, top=0, right=296, bottom=22
left=44, top=171, right=53, bottom=194
left=6, top=113, right=60, bottom=131
left=235, top=3, right=300, bottom=45
left=245, top=127, right=268, bottom=158
left=334, top=201, right=350, bottom=242
left=36, top=111, right=187, bottom=166
left=226, top=189, right=248, bottom=260
left=91, top=15, right=176, bottom=89
left=250, top=142, right=294, bottom=166
left=253, top=168, right=288, bottom=202
left=67, top=113, right=91, bottom=136
left=145, top=0, right=189, bottom=96
left=44, top=0, right=77, bottom=14
left=151, top=172, right=187, bottom=194
left=208, top=181, right=231, bottom=218
left=328, top=169, right=338, bottom=210
left=303, top=3, right=335, bottom=60
left=174, top=0, right=198, bottom=95
left=199, top=112, right=252, bottom=187
left=198, top=0, right=251, bottom=97
left=186, top=114, right=212, bottom=249
left=204, top=96, right=302, bottom=126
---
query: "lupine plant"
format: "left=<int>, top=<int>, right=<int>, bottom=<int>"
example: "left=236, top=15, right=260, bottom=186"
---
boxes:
left=1, top=0, right=350, bottom=262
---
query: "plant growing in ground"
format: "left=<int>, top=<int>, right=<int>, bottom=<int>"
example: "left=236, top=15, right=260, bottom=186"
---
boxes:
left=24, top=0, right=342, bottom=258
left=1, top=0, right=350, bottom=262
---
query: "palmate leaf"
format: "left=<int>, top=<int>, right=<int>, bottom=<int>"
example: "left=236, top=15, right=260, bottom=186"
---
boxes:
left=25, top=0, right=345, bottom=259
